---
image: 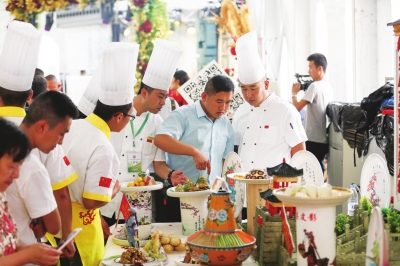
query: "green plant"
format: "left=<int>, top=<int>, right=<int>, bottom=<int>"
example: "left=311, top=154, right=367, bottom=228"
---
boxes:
left=385, top=205, right=400, bottom=233
left=139, top=216, right=151, bottom=225
left=360, top=196, right=373, bottom=215
left=336, top=213, right=349, bottom=235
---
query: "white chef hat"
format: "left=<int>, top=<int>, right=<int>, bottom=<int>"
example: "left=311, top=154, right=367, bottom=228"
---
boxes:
left=99, top=42, right=139, bottom=106
left=236, top=30, right=266, bottom=85
left=0, top=20, right=41, bottom=92
left=142, top=39, right=183, bottom=91
left=78, top=62, right=102, bottom=116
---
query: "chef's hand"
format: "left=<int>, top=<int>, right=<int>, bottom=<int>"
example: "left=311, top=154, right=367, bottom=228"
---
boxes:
left=292, top=82, right=301, bottom=96
left=29, top=218, right=46, bottom=239
left=192, top=149, right=211, bottom=175
left=61, top=241, right=76, bottom=258
left=170, top=170, right=188, bottom=186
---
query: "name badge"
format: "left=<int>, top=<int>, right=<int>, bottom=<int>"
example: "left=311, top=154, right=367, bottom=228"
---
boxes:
left=127, top=151, right=142, bottom=173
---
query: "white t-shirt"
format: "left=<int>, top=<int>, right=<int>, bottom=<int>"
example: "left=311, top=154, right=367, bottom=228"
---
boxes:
left=302, top=79, right=333, bottom=144
left=232, top=93, right=307, bottom=171
left=2, top=113, right=77, bottom=190
left=101, top=109, right=165, bottom=218
left=62, top=115, right=119, bottom=206
left=6, top=153, right=57, bottom=246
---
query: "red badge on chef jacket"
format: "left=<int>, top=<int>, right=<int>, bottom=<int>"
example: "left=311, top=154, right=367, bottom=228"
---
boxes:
left=264, top=125, right=269, bottom=129
left=99, top=176, right=112, bottom=188
left=146, top=136, right=154, bottom=143
left=63, top=156, right=70, bottom=166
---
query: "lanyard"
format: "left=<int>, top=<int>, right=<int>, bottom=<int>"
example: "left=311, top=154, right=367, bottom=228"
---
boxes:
left=129, top=112, right=150, bottom=147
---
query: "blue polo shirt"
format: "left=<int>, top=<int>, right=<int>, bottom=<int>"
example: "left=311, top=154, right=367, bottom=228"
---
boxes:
left=156, top=100, right=234, bottom=183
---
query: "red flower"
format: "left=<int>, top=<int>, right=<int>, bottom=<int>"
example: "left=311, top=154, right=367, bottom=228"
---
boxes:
left=140, top=20, right=152, bottom=33
left=230, top=47, right=236, bottom=56
left=3, top=244, right=15, bottom=256
left=228, top=178, right=234, bottom=187
left=133, top=0, right=147, bottom=8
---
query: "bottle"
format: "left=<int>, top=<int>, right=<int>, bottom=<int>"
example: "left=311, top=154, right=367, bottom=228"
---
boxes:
left=347, top=184, right=358, bottom=216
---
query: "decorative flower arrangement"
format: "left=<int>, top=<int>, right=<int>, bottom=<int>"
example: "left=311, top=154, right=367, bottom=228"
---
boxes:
left=130, top=0, right=169, bottom=92
left=6, top=0, right=92, bottom=23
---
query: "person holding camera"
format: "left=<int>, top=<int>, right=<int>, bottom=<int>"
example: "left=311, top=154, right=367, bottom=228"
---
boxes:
left=291, top=53, right=333, bottom=171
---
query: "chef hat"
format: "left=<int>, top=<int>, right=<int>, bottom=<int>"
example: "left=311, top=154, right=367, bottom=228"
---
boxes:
left=0, top=20, right=42, bottom=92
left=78, top=62, right=102, bottom=116
left=99, top=42, right=139, bottom=106
left=236, top=30, right=266, bottom=85
left=142, top=39, right=183, bottom=91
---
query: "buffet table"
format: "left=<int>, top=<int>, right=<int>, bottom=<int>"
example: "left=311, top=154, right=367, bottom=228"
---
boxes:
left=101, top=223, right=258, bottom=266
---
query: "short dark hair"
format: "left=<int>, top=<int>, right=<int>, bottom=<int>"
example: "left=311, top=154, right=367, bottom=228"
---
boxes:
left=174, top=70, right=189, bottom=86
left=32, top=76, right=47, bottom=100
left=23, top=91, right=79, bottom=128
left=204, top=75, right=235, bottom=95
left=138, top=81, right=154, bottom=95
left=45, top=74, right=57, bottom=81
left=0, top=87, right=31, bottom=107
left=35, top=68, right=44, bottom=77
left=78, top=110, right=87, bottom=119
left=307, top=53, right=327, bottom=72
left=0, top=118, right=30, bottom=162
left=93, top=100, right=132, bottom=121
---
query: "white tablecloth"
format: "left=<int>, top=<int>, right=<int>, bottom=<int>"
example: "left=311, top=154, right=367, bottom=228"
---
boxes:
left=101, top=223, right=258, bottom=266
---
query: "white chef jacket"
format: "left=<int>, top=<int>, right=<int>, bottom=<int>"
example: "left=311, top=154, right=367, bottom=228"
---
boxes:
left=232, top=92, right=307, bottom=171
left=7, top=153, right=57, bottom=246
left=101, top=108, right=165, bottom=218
left=62, top=114, right=119, bottom=205
left=0, top=107, right=78, bottom=190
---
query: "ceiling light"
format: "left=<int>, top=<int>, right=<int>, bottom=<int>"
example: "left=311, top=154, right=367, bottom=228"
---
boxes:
left=187, top=26, right=196, bottom=35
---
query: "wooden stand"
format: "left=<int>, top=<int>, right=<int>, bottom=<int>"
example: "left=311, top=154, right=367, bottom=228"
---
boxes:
left=246, top=183, right=270, bottom=236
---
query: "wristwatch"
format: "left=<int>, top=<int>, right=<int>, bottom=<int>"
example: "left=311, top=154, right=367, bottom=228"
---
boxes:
left=167, top=170, right=175, bottom=186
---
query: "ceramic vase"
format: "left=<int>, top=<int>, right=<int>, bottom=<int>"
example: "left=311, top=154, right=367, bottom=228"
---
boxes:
left=180, top=194, right=209, bottom=236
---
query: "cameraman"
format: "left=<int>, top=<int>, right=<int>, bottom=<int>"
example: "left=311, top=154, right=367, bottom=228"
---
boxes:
left=292, top=53, right=333, bottom=172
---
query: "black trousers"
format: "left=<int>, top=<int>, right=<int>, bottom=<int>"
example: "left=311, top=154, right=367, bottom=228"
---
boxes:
left=151, top=173, right=181, bottom=223
left=305, top=141, right=329, bottom=172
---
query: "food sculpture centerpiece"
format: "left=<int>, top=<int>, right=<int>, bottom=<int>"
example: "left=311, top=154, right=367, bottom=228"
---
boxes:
left=167, top=177, right=212, bottom=236
left=274, top=183, right=353, bottom=266
left=185, top=177, right=256, bottom=266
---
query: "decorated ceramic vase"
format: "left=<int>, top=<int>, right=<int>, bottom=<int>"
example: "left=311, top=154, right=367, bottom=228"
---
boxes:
left=167, top=188, right=212, bottom=236
left=186, top=191, right=256, bottom=266
left=124, top=191, right=152, bottom=223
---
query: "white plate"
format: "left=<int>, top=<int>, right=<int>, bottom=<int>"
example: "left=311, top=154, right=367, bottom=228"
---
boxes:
left=114, top=257, right=159, bottom=265
left=120, top=181, right=163, bottom=192
left=222, top=152, right=245, bottom=218
left=360, top=153, right=390, bottom=208
left=289, top=150, right=324, bottom=185
left=166, top=187, right=212, bottom=198
left=273, top=187, right=352, bottom=206
left=227, top=172, right=271, bottom=185
left=365, top=206, right=388, bottom=266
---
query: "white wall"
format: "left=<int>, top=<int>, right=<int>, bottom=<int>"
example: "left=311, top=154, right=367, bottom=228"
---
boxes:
left=249, top=0, right=400, bottom=103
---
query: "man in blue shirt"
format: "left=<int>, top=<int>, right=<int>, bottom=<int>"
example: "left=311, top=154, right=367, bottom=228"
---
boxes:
left=154, top=75, right=235, bottom=184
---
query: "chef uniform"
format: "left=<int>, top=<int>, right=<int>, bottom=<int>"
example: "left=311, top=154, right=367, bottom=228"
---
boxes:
left=77, top=61, right=101, bottom=117
left=62, top=42, right=139, bottom=266
left=101, top=39, right=183, bottom=223
left=232, top=30, right=307, bottom=171
left=0, top=22, right=72, bottom=250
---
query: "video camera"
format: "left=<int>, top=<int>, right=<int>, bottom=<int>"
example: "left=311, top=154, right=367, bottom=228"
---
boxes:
left=294, top=73, right=314, bottom=91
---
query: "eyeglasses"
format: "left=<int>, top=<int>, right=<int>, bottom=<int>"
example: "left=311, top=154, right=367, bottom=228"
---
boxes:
left=123, top=113, right=136, bottom=121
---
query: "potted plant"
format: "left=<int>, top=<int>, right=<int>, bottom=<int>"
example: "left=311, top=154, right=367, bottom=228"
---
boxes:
left=336, top=213, right=349, bottom=236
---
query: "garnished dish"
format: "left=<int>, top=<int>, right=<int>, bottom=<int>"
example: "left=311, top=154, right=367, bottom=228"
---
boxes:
left=127, top=172, right=156, bottom=187
left=144, top=230, right=185, bottom=256
left=244, top=169, right=266, bottom=179
left=284, top=183, right=342, bottom=198
left=175, top=177, right=209, bottom=192
left=116, top=247, right=149, bottom=265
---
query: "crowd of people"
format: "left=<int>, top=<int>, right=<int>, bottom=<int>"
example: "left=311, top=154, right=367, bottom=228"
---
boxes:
left=0, top=20, right=332, bottom=266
